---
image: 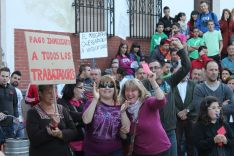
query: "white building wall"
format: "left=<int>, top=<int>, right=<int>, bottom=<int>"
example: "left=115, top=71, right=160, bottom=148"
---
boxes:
left=219, top=1, right=234, bottom=17
left=2, top=0, right=234, bottom=71
left=162, top=0, right=194, bottom=21
left=115, top=0, right=129, bottom=39
left=1, top=0, right=75, bottom=71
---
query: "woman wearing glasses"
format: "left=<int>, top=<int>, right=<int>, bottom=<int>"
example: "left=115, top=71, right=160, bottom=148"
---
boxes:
left=26, top=85, right=77, bottom=156
left=57, top=78, right=86, bottom=156
left=193, top=96, right=234, bottom=156
left=82, top=75, right=130, bottom=156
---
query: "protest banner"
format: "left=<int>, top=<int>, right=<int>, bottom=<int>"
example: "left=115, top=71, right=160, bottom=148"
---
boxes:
left=80, top=31, right=108, bottom=59
left=25, top=32, right=76, bottom=85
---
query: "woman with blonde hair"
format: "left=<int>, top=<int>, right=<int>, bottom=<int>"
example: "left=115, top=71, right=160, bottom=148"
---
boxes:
left=119, top=73, right=171, bottom=156
left=82, top=75, right=130, bottom=156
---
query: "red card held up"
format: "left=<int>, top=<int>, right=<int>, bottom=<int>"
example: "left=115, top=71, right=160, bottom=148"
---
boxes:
left=141, top=63, right=151, bottom=74
left=217, top=126, right=226, bottom=135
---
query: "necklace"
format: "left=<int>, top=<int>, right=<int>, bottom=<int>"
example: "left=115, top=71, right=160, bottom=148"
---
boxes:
left=38, top=103, right=56, bottom=117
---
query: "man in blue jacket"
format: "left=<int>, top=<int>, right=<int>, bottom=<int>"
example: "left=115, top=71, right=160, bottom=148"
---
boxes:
left=196, top=1, right=220, bottom=35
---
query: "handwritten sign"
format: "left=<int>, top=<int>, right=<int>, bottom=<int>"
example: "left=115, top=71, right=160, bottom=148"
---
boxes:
left=80, top=31, right=107, bottom=59
left=24, top=32, right=76, bottom=84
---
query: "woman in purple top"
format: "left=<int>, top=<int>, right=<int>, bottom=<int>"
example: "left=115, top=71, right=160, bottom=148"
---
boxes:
left=82, top=75, right=130, bottom=156
left=116, top=43, right=134, bottom=77
left=119, top=72, right=171, bottom=156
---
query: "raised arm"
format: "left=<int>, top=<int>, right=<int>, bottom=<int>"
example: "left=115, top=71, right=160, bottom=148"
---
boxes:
left=167, top=38, right=191, bottom=87
left=82, top=83, right=99, bottom=124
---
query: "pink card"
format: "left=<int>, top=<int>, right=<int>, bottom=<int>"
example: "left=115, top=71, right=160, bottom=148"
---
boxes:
left=141, top=63, right=151, bottom=74
left=217, top=126, right=226, bottom=135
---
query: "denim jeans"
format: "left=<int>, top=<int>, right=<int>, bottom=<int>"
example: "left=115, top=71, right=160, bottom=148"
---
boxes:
left=13, top=122, right=25, bottom=138
left=166, top=130, right=178, bottom=156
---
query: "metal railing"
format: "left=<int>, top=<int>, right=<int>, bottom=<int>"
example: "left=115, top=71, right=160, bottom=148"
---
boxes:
left=128, top=0, right=162, bottom=38
left=73, top=0, right=115, bottom=36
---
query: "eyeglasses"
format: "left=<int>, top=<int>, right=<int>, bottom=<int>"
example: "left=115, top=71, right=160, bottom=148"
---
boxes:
left=149, top=66, right=161, bottom=70
left=208, top=107, right=222, bottom=110
left=99, top=83, right=114, bottom=88
left=76, top=86, right=84, bottom=89
left=137, top=72, right=145, bottom=75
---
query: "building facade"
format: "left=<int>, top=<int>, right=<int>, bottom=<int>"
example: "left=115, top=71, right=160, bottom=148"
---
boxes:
left=1, top=0, right=234, bottom=90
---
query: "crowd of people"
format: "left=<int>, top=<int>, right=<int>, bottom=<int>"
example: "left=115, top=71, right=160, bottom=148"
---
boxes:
left=1, top=1, right=234, bottom=156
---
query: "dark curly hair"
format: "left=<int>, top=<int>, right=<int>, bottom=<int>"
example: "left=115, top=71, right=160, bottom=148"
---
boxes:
left=197, top=96, right=224, bottom=125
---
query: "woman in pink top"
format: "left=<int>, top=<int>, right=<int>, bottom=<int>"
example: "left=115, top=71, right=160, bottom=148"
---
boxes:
left=116, top=43, right=134, bottom=77
left=119, top=73, right=171, bottom=156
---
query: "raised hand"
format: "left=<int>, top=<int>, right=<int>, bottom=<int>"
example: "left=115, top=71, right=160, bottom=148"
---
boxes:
left=121, top=100, right=129, bottom=113
left=171, top=38, right=184, bottom=50
left=93, top=82, right=100, bottom=100
left=147, top=72, right=156, bottom=83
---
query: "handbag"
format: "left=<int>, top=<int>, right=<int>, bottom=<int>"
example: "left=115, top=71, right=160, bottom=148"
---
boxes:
left=127, top=119, right=139, bottom=156
left=127, top=103, right=143, bottom=156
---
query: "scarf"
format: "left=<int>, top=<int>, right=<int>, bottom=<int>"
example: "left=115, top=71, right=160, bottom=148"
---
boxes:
left=127, top=99, right=142, bottom=122
left=69, top=99, right=83, bottom=107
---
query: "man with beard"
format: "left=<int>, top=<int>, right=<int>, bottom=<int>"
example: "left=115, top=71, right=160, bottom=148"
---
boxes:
left=193, top=61, right=234, bottom=115
left=10, top=70, right=24, bottom=138
left=191, top=68, right=204, bottom=84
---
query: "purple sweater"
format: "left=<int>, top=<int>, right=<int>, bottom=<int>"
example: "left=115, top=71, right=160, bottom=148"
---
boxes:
left=83, top=101, right=122, bottom=156
left=116, top=55, right=134, bottom=75
left=128, top=96, right=171, bottom=155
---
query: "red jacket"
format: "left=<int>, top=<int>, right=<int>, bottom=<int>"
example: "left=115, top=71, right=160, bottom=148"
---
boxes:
left=190, top=54, right=213, bottom=73
left=219, top=20, right=232, bottom=55
left=25, top=84, right=39, bottom=106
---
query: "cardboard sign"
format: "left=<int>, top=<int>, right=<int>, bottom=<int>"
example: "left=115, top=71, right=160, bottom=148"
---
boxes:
left=25, top=32, right=76, bottom=85
left=80, top=31, right=107, bottom=59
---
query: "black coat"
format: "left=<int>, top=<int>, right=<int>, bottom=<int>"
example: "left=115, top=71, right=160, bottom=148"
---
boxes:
left=26, top=104, right=77, bottom=156
left=193, top=120, right=234, bottom=156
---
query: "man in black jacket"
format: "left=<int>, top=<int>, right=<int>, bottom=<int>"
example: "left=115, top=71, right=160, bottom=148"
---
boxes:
left=0, top=67, right=18, bottom=140
left=159, top=6, right=174, bottom=37
left=174, top=77, right=196, bottom=156
left=142, top=38, right=190, bottom=156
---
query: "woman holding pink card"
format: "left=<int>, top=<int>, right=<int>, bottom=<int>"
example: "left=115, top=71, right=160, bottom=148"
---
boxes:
left=193, top=96, right=234, bottom=156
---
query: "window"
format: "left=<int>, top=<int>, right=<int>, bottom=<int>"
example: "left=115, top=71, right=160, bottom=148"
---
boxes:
left=128, top=0, right=162, bottom=38
left=74, top=0, right=115, bottom=36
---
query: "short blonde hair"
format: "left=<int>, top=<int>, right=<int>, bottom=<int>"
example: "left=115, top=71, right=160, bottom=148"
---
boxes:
left=119, top=78, right=150, bottom=104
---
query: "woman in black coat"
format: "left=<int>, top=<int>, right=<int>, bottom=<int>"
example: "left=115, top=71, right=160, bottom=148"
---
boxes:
left=26, top=85, right=77, bottom=156
left=193, top=96, right=234, bottom=156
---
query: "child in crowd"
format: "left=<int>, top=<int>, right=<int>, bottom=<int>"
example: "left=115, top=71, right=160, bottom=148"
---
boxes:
left=176, top=12, right=188, bottom=37
left=171, top=22, right=187, bottom=47
left=187, top=10, right=199, bottom=38
left=129, top=42, right=144, bottom=66
left=116, top=43, right=134, bottom=79
left=150, top=22, right=168, bottom=55
left=193, top=96, right=234, bottom=156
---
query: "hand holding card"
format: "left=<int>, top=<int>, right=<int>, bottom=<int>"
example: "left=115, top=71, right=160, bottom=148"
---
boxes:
left=141, top=63, right=151, bottom=74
